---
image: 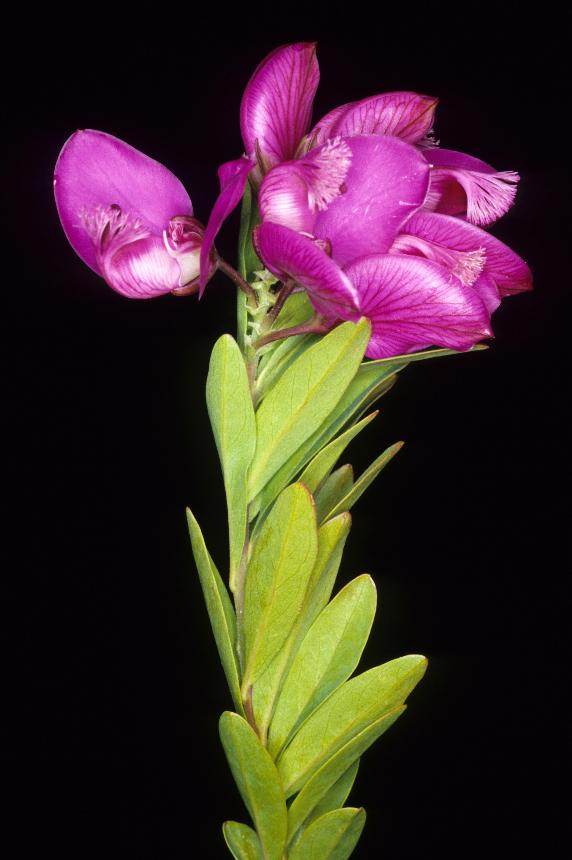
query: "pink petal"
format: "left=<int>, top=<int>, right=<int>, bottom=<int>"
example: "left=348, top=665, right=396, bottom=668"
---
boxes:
left=259, top=137, right=352, bottom=234
left=314, top=135, right=430, bottom=266
left=254, top=222, right=359, bottom=318
left=199, top=156, right=253, bottom=292
left=54, top=129, right=192, bottom=275
left=240, top=42, right=320, bottom=166
left=402, top=210, right=532, bottom=296
left=311, top=92, right=438, bottom=146
left=425, top=148, right=519, bottom=226
left=472, top=273, right=502, bottom=315
left=309, top=103, right=356, bottom=147
left=103, top=235, right=181, bottom=299
left=345, top=254, right=492, bottom=358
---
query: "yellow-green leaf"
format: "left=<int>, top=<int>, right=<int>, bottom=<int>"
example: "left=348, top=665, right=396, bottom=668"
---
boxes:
left=248, top=319, right=371, bottom=500
left=223, top=821, right=263, bottom=860
left=289, top=808, right=366, bottom=860
left=298, top=412, right=377, bottom=494
left=315, top=465, right=354, bottom=524
left=286, top=705, right=405, bottom=841
left=243, top=484, right=318, bottom=690
left=206, top=335, right=256, bottom=591
left=278, top=656, right=427, bottom=796
left=305, top=760, right=359, bottom=828
left=324, top=442, right=403, bottom=522
left=186, top=509, right=242, bottom=714
left=269, top=575, right=376, bottom=758
left=250, top=511, right=353, bottom=744
left=219, top=712, right=287, bottom=860
left=250, top=360, right=398, bottom=522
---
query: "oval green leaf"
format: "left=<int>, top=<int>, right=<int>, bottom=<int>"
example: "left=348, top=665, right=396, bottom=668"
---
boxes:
left=219, top=712, right=287, bottom=860
left=306, top=760, right=359, bottom=826
left=250, top=514, right=353, bottom=743
left=315, top=465, right=354, bottom=525
left=186, top=508, right=242, bottom=714
left=248, top=319, right=371, bottom=500
left=206, top=335, right=256, bottom=591
left=243, top=483, right=318, bottom=690
left=250, top=360, right=398, bottom=523
left=298, top=412, right=377, bottom=494
left=286, top=704, right=405, bottom=841
left=269, top=575, right=377, bottom=758
left=324, top=442, right=403, bottom=522
left=223, top=821, right=263, bottom=860
left=278, top=655, right=427, bottom=796
left=289, top=808, right=366, bottom=860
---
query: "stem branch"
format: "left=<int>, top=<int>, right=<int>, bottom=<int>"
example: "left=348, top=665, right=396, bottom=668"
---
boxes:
left=218, top=258, right=258, bottom=306
left=255, top=316, right=330, bottom=349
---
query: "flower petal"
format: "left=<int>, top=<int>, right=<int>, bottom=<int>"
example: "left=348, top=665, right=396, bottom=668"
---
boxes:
left=104, top=235, right=181, bottom=298
left=472, top=273, right=501, bottom=315
left=259, top=137, right=352, bottom=234
left=240, top=42, right=320, bottom=166
left=254, top=222, right=359, bottom=318
left=345, top=254, right=492, bottom=358
left=314, top=135, right=430, bottom=266
left=199, top=156, right=253, bottom=292
left=402, top=210, right=532, bottom=296
left=54, top=129, right=192, bottom=275
left=308, top=103, right=356, bottom=147
left=311, top=92, right=438, bottom=146
left=425, top=148, right=519, bottom=226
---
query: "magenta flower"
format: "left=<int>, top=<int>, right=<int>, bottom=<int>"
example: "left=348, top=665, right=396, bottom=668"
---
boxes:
left=199, top=42, right=439, bottom=286
left=199, top=155, right=253, bottom=292
left=252, top=131, right=498, bottom=356
left=240, top=42, right=320, bottom=171
left=54, top=129, right=204, bottom=299
left=241, top=41, right=531, bottom=358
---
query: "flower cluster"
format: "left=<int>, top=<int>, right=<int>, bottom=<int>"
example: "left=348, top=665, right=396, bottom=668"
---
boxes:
left=54, top=42, right=531, bottom=357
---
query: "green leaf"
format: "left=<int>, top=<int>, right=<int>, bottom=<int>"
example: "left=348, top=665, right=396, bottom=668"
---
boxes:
left=248, top=319, right=371, bottom=500
left=306, top=760, right=360, bottom=826
left=315, top=465, right=354, bottom=525
left=286, top=705, right=405, bottom=841
left=366, top=343, right=488, bottom=369
left=272, top=290, right=315, bottom=331
left=223, top=821, right=263, bottom=860
left=254, top=335, right=317, bottom=410
left=250, top=513, right=352, bottom=743
left=300, top=513, right=353, bottom=644
left=243, top=483, right=318, bottom=690
left=269, top=575, right=376, bottom=758
left=289, top=808, right=366, bottom=860
left=250, top=359, right=398, bottom=523
left=278, top=655, right=427, bottom=796
left=207, top=335, right=256, bottom=591
left=323, top=442, right=403, bottom=522
left=254, top=294, right=317, bottom=405
left=186, top=509, right=243, bottom=714
left=298, top=411, right=377, bottom=494
left=219, top=712, right=287, bottom=860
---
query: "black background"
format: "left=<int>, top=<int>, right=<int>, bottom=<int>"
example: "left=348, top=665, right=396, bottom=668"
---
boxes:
left=3, top=5, right=569, bottom=858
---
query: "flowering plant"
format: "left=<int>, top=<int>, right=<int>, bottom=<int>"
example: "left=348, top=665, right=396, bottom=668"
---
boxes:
left=54, top=42, right=531, bottom=859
